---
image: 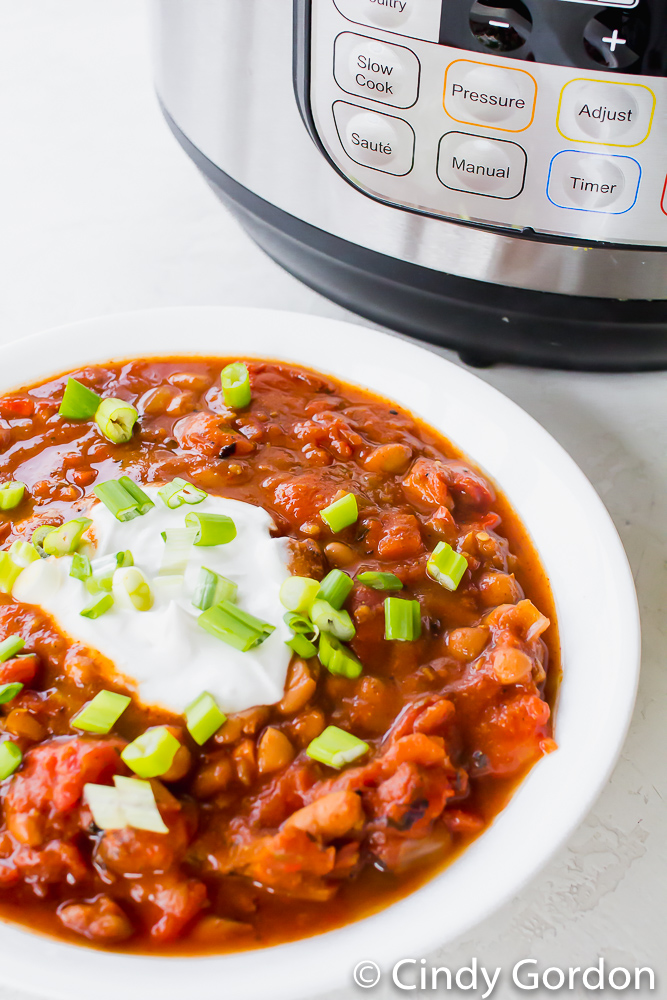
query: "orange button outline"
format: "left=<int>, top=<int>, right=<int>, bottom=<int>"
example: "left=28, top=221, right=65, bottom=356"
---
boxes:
left=443, top=59, right=537, bottom=134
left=557, top=78, right=656, bottom=148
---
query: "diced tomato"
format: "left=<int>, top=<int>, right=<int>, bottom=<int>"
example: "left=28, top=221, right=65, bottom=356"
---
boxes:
left=0, top=397, right=34, bottom=419
left=375, top=512, right=423, bottom=561
left=0, top=655, right=39, bottom=686
left=469, top=693, right=551, bottom=776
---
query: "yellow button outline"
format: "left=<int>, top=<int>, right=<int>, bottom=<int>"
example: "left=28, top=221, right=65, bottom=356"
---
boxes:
left=557, top=78, right=656, bottom=148
left=443, top=59, right=538, bottom=134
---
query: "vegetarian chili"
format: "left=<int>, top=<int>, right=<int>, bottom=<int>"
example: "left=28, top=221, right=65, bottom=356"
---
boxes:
left=0, top=358, right=558, bottom=953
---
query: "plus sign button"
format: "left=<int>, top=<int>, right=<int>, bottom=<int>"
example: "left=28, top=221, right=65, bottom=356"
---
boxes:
left=583, top=10, right=648, bottom=70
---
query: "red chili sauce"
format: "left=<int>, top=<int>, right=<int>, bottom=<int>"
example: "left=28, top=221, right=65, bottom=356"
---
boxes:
left=0, top=359, right=559, bottom=953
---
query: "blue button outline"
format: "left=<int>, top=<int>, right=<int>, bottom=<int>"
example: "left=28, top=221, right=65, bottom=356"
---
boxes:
left=546, top=149, right=642, bottom=215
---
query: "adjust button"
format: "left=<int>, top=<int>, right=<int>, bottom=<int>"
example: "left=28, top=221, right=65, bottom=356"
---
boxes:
left=558, top=79, right=655, bottom=147
left=332, top=0, right=442, bottom=42
left=444, top=60, right=537, bottom=133
left=547, top=150, right=641, bottom=214
left=437, top=132, right=527, bottom=199
left=333, top=101, right=415, bottom=175
left=334, top=31, right=421, bottom=109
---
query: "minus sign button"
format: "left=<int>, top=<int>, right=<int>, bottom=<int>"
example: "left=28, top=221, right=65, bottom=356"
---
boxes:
left=488, top=19, right=511, bottom=27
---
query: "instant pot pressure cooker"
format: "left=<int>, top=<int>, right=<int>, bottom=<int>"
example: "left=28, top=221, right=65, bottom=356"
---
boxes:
left=152, top=0, right=667, bottom=369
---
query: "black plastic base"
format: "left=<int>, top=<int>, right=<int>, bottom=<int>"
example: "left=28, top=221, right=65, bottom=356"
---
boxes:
left=162, top=106, right=667, bottom=371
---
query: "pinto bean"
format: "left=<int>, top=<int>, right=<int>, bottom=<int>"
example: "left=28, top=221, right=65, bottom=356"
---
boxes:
left=233, top=739, right=256, bottom=786
left=288, top=708, right=325, bottom=748
left=278, top=659, right=317, bottom=715
left=490, top=647, right=533, bottom=685
left=284, top=790, right=364, bottom=840
left=192, top=751, right=234, bottom=799
left=363, top=443, right=412, bottom=474
left=58, top=895, right=133, bottom=943
left=160, top=727, right=192, bottom=782
left=324, top=542, right=356, bottom=568
left=257, top=728, right=295, bottom=775
left=445, top=627, right=489, bottom=662
left=476, top=571, right=522, bottom=607
left=4, top=709, right=46, bottom=742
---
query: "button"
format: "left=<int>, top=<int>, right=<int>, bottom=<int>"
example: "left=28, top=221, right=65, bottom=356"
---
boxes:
left=557, top=79, right=655, bottom=147
left=547, top=150, right=640, bottom=214
left=332, top=0, right=442, bottom=42
left=555, top=0, right=638, bottom=6
left=437, top=132, right=527, bottom=199
left=469, top=1, right=533, bottom=54
left=334, top=32, right=421, bottom=109
left=333, top=101, right=415, bottom=175
left=443, top=60, right=537, bottom=132
left=583, top=9, right=648, bottom=70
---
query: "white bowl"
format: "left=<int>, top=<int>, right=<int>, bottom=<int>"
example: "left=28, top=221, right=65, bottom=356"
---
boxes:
left=0, top=308, right=640, bottom=1000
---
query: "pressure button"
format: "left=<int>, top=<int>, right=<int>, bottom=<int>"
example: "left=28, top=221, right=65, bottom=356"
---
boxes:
left=334, top=32, right=421, bottom=109
left=444, top=60, right=537, bottom=132
left=558, top=79, right=655, bottom=147
left=333, top=101, right=415, bottom=175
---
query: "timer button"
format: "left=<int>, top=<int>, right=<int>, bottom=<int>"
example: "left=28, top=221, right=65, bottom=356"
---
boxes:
left=437, top=132, right=527, bottom=199
left=333, top=101, right=415, bottom=175
left=444, top=60, right=537, bottom=132
left=334, top=31, right=421, bottom=109
left=547, top=150, right=641, bottom=214
left=557, top=79, right=655, bottom=147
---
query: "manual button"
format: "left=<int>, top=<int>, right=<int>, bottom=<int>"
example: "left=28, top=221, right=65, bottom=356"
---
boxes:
left=547, top=150, right=641, bottom=214
left=333, top=101, right=415, bottom=175
left=557, top=79, right=655, bottom=147
left=334, top=31, right=421, bottom=109
left=437, top=132, right=527, bottom=199
left=444, top=60, right=537, bottom=133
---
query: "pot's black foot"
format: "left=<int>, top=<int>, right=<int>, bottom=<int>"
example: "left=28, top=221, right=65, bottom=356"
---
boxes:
left=458, top=351, right=498, bottom=369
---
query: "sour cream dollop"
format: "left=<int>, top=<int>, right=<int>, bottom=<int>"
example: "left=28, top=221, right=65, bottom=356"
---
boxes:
left=13, top=489, right=292, bottom=714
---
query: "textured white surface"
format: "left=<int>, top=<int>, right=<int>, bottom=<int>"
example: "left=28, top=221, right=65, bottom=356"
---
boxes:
left=0, top=2, right=664, bottom=998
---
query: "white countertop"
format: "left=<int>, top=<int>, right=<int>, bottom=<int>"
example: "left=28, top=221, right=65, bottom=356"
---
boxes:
left=0, top=3, right=665, bottom=998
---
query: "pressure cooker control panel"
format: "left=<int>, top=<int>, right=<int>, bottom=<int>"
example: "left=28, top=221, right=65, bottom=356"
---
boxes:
left=306, top=0, right=667, bottom=245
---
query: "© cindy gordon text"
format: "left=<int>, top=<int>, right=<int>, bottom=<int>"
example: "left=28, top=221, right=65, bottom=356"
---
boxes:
left=387, top=958, right=655, bottom=994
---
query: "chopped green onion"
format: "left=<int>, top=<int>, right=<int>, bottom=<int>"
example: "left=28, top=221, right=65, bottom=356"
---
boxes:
left=384, top=596, right=421, bottom=641
left=83, top=783, right=126, bottom=830
left=198, top=600, right=275, bottom=651
left=157, top=477, right=207, bottom=509
left=0, top=553, right=23, bottom=595
left=72, top=689, right=131, bottom=733
left=9, top=541, right=39, bottom=568
left=95, top=397, right=138, bottom=444
left=311, top=599, right=356, bottom=642
left=80, top=593, right=114, bottom=619
left=0, top=482, right=26, bottom=511
left=426, top=542, right=469, bottom=592
left=357, top=571, right=403, bottom=591
left=320, top=493, right=358, bottom=533
left=117, top=550, right=134, bottom=567
left=185, top=691, right=227, bottom=746
left=43, top=517, right=92, bottom=557
left=221, top=362, right=251, bottom=409
left=279, top=575, right=321, bottom=615
left=159, top=526, right=198, bottom=577
left=0, top=742, right=22, bottom=781
left=87, top=551, right=130, bottom=594
left=184, top=512, right=236, bottom=547
left=306, top=726, right=369, bottom=769
left=0, top=636, right=25, bottom=661
left=121, top=727, right=180, bottom=779
left=94, top=480, right=141, bottom=522
left=192, top=566, right=237, bottom=611
left=58, top=378, right=101, bottom=420
left=0, top=682, right=23, bottom=705
left=112, top=567, right=154, bottom=611
left=318, top=632, right=363, bottom=679
left=286, top=634, right=318, bottom=658
left=31, top=525, right=56, bottom=557
left=118, top=477, right=155, bottom=515
left=283, top=612, right=319, bottom=639
left=70, top=552, right=92, bottom=582
left=318, top=569, right=353, bottom=609
left=113, top=775, right=168, bottom=834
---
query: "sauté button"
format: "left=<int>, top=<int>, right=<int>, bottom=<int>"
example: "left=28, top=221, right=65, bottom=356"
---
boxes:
left=443, top=60, right=537, bottom=132
left=333, top=0, right=442, bottom=41
left=334, top=31, right=421, bottom=109
left=437, top=132, right=527, bottom=199
left=547, top=150, right=641, bottom=214
left=557, top=79, right=655, bottom=146
left=333, top=101, right=415, bottom=175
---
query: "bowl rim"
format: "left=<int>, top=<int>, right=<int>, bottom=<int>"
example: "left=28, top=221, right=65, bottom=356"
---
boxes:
left=0, top=307, right=641, bottom=1000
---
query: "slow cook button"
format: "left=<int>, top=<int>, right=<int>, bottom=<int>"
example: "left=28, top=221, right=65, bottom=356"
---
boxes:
left=332, top=0, right=443, bottom=42
left=333, top=101, right=415, bottom=175
left=437, top=132, right=527, bottom=199
left=557, top=79, right=655, bottom=147
left=443, top=60, right=537, bottom=132
left=334, top=31, right=421, bottom=108
left=547, top=150, right=641, bottom=214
